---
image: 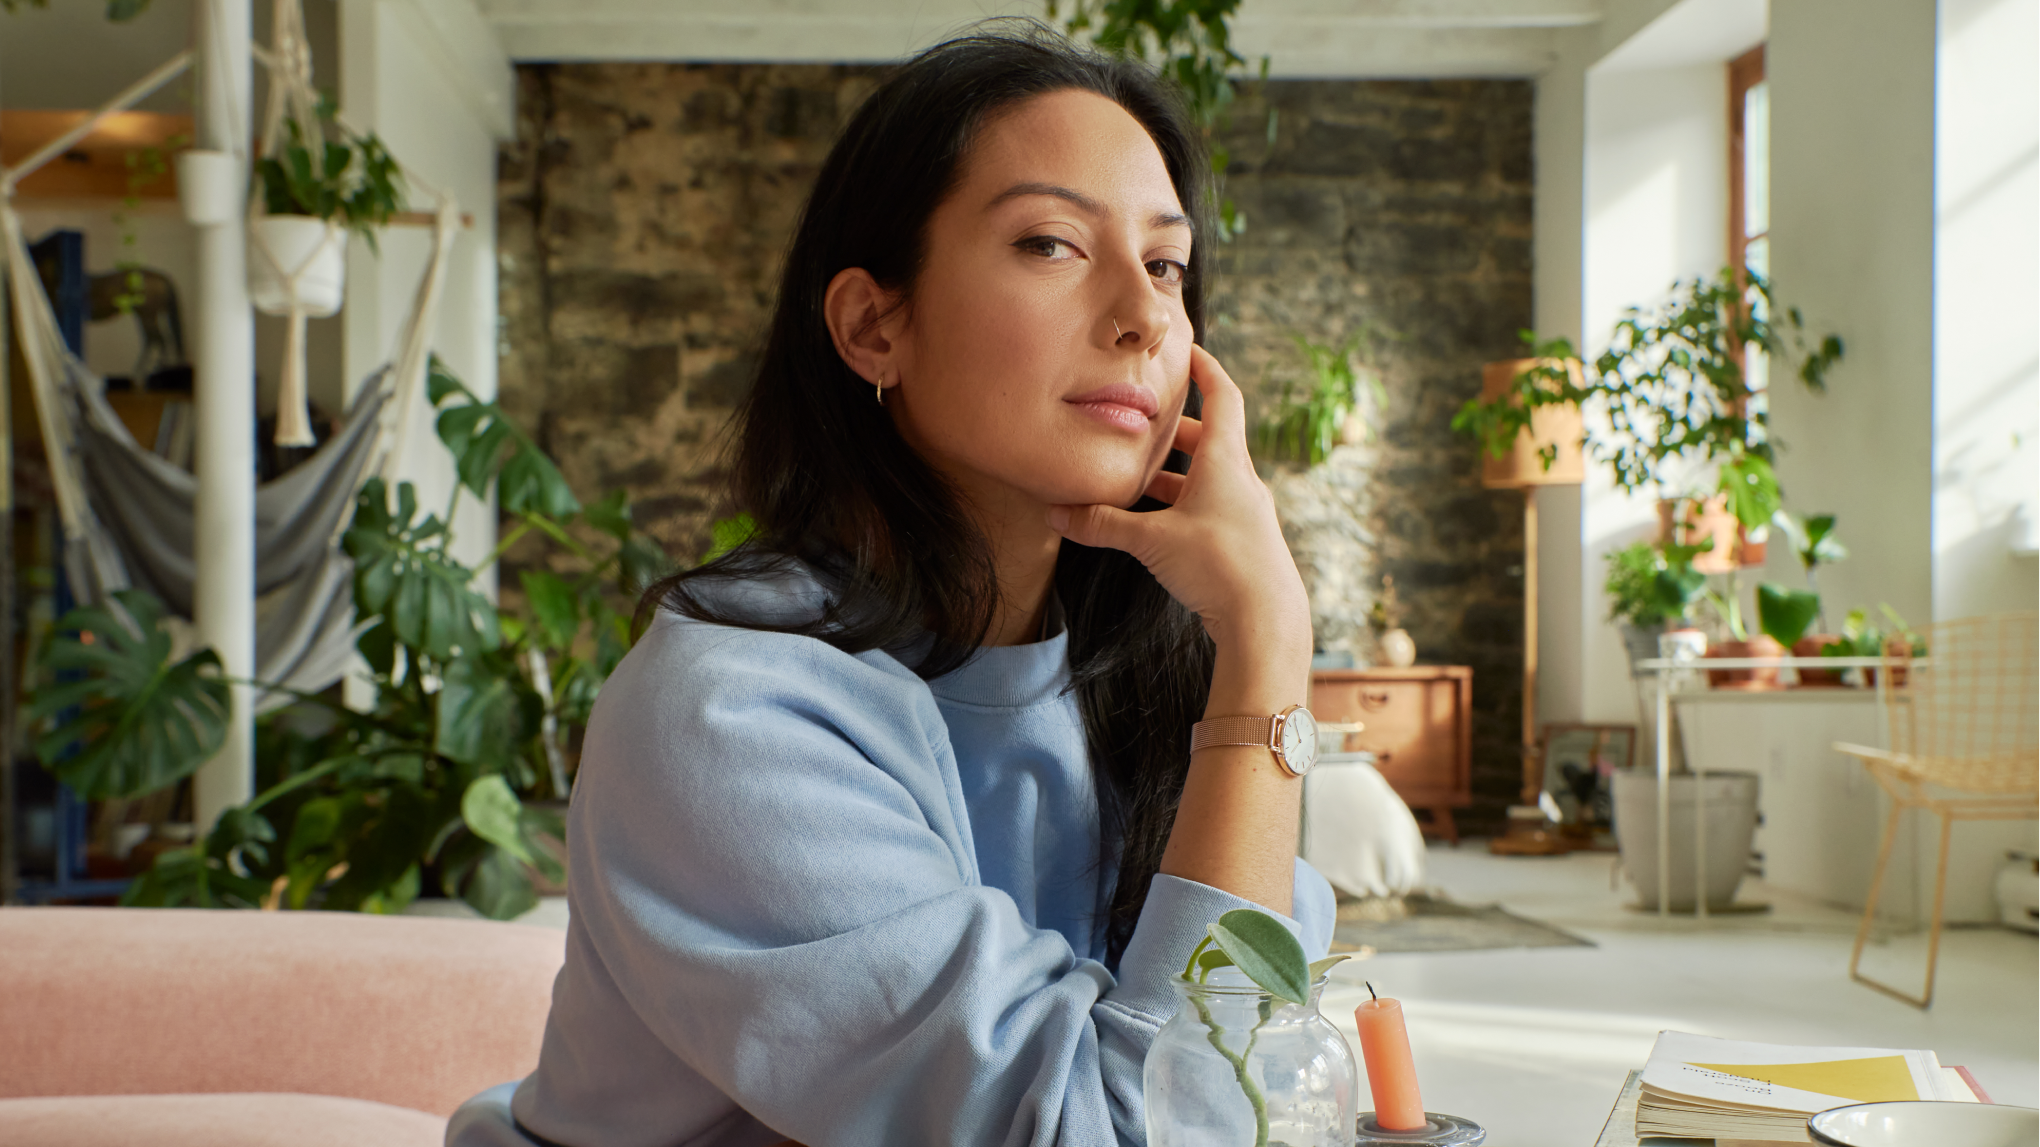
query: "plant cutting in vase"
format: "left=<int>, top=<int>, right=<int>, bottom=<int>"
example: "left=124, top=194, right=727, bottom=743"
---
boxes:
left=1163, top=908, right=1352, bottom=1147
left=26, top=357, right=743, bottom=918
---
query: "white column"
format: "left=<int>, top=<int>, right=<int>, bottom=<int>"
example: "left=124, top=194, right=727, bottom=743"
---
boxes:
left=191, top=0, right=256, bottom=830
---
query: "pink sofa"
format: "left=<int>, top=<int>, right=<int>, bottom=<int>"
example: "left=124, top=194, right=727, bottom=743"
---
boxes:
left=0, top=906, right=565, bottom=1147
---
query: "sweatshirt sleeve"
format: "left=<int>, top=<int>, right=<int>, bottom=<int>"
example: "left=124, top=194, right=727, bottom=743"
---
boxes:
left=515, top=616, right=1336, bottom=1147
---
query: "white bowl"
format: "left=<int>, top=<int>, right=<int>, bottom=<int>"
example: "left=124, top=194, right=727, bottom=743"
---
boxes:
left=1808, top=1101, right=2039, bottom=1147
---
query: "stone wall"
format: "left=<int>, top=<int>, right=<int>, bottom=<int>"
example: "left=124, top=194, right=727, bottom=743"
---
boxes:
left=1207, top=80, right=1535, bottom=829
left=497, top=67, right=1533, bottom=829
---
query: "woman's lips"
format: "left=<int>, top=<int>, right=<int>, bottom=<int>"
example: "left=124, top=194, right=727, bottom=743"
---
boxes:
left=1064, top=383, right=1160, bottom=433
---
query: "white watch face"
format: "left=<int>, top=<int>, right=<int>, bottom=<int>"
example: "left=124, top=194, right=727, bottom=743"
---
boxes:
left=1278, top=708, right=1318, bottom=776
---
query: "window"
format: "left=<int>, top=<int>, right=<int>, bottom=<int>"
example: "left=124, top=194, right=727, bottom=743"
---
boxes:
left=1728, top=45, right=1768, bottom=280
left=1728, top=45, right=1769, bottom=403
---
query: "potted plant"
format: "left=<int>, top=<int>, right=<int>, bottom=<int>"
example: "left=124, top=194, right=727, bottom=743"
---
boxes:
left=1255, top=331, right=1388, bottom=467
left=1144, top=908, right=1355, bottom=1146
left=26, top=358, right=716, bottom=919
left=1822, top=604, right=1925, bottom=688
left=248, top=99, right=402, bottom=317
left=1604, top=538, right=1708, bottom=675
left=1768, top=512, right=1848, bottom=683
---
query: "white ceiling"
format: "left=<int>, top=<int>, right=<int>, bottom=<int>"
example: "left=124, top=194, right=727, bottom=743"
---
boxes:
left=475, top=0, right=1605, bottom=77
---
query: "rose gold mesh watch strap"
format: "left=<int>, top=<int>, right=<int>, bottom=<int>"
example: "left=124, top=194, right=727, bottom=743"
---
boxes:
left=1190, top=715, right=1279, bottom=756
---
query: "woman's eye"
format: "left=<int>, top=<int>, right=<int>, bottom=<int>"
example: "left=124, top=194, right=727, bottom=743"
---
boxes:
left=1016, top=235, right=1078, bottom=260
left=1147, top=259, right=1187, bottom=286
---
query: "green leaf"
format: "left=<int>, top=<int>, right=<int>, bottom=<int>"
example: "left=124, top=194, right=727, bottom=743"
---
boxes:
left=1717, top=453, right=1781, bottom=529
left=1308, top=954, right=1352, bottom=979
left=701, top=513, right=758, bottom=563
left=462, top=846, right=539, bottom=920
left=499, top=445, right=581, bottom=519
left=462, top=774, right=537, bottom=865
left=435, top=655, right=537, bottom=768
left=1207, top=908, right=1311, bottom=1005
left=28, top=590, right=231, bottom=800
left=1757, top=583, right=1822, bottom=648
left=585, top=490, right=632, bottom=542
left=620, top=535, right=674, bottom=594
left=520, top=570, right=580, bottom=649
left=426, top=355, right=469, bottom=406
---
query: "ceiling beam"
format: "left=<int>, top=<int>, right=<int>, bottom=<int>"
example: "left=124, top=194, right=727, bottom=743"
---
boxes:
left=478, top=0, right=1594, bottom=74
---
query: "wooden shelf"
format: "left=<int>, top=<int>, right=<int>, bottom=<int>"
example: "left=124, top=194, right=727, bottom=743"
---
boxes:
left=2, top=110, right=193, bottom=200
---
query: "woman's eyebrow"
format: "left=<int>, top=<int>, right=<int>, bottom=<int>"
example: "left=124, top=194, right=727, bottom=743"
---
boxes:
left=987, top=181, right=1193, bottom=233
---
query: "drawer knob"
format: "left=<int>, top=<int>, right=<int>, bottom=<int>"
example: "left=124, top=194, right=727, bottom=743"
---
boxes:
left=1359, top=691, right=1394, bottom=710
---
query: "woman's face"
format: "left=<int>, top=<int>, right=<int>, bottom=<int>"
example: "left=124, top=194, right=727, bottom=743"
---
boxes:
left=880, top=89, right=1196, bottom=517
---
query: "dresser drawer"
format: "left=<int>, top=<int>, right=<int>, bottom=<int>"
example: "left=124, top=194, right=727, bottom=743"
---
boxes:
left=1311, top=670, right=1471, bottom=807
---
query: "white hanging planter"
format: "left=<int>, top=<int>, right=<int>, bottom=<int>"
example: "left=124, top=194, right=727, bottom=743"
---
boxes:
left=247, top=215, right=347, bottom=317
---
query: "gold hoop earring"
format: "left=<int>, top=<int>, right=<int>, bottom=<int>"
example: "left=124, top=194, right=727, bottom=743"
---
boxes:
left=876, top=373, right=885, bottom=405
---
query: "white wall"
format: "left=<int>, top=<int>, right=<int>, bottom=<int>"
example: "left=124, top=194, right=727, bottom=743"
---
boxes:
left=337, top=0, right=511, bottom=585
left=1564, top=0, right=1760, bottom=725
left=1931, top=0, right=2040, bottom=620
left=1764, top=0, right=1936, bottom=634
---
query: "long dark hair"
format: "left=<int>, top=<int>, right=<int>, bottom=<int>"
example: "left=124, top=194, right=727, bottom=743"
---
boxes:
left=643, top=21, right=1217, bottom=963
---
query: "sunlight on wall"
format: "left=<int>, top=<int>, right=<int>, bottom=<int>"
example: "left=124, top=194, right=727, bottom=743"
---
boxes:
left=1577, top=59, right=1732, bottom=723
left=1933, top=0, right=2040, bottom=618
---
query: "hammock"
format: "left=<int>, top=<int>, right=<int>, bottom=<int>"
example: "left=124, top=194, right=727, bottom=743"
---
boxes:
left=0, top=2, right=462, bottom=708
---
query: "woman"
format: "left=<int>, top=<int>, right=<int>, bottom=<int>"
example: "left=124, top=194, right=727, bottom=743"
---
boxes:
left=452, top=24, right=1335, bottom=1147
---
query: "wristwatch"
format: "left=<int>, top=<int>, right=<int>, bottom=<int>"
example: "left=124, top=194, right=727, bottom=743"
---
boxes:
left=1190, top=704, right=1319, bottom=777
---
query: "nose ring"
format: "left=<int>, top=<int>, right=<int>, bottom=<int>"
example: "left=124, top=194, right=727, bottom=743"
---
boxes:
left=1113, top=317, right=1122, bottom=339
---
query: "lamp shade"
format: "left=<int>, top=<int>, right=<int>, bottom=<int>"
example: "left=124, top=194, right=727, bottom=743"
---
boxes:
left=1477, top=358, right=1586, bottom=489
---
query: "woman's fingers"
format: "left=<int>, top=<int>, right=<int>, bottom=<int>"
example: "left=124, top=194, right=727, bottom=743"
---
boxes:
left=1048, top=502, right=1158, bottom=560
left=1171, top=414, right=1204, bottom=458
left=1187, top=344, right=1248, bottom=450
left=1144, top=469, right=1187, bottom=505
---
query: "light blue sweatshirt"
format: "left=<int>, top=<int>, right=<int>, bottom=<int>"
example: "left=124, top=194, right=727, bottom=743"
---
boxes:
left=448, top=565, right=1335, bottom=1147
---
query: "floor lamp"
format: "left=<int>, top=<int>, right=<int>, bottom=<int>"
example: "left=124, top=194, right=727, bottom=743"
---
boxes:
left=1478, top=358, right=1585, bottom=855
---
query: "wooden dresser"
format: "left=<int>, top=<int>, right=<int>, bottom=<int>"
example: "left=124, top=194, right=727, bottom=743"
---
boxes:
left=1310, top=666, right=1474, bottom=843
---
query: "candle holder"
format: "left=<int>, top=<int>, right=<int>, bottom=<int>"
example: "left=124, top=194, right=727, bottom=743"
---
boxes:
left=1356, top=1112, right=1486, bottom=1146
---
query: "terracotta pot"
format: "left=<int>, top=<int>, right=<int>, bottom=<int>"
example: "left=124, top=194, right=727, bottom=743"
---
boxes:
left=1658, top=495, right=1764, bottom=572
left=1706, top=636, right=1785, bottom=690
left=1863, top=638, right=1914, bottom=689
left=1792, top=634, right=1846, bottom=686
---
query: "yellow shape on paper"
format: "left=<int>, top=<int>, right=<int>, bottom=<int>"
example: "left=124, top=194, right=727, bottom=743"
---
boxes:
left=1686, top=1056, right=1920, bottom=1104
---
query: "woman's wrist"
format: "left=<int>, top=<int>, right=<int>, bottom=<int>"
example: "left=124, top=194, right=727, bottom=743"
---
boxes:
left=1203, top=605, right=1312, bottom=720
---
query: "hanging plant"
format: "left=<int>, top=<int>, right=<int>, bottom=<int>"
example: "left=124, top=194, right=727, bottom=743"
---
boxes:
left=256, top=102, right=403, bottom=253
left=1048, top=0, right=1272, bottom=240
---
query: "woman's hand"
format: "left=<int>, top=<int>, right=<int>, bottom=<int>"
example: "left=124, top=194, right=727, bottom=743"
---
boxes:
left=1046, top=344, right=1310, bottom=663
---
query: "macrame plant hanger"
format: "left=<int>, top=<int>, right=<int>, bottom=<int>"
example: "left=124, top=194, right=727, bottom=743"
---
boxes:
left=248, top=0, right=339, bottom=448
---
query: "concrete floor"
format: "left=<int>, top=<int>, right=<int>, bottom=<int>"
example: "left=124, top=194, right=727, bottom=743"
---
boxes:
left=1316, top=842, right=2039, bottom=1146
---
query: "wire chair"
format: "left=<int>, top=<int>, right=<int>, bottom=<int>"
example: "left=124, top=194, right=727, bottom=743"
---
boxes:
left=1835, top=612, right=2039, bottom=1008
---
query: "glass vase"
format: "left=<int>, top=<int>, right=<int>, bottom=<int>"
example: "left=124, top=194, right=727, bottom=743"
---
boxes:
left=1145, top=972, right=1358, bottom=1147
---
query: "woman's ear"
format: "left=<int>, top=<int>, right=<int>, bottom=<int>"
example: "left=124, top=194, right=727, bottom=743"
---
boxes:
left=823, top=268, right=906, bottom=391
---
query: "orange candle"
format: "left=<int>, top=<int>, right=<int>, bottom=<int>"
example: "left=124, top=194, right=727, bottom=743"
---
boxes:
left=1355, top=985, right=1426, bottom=1131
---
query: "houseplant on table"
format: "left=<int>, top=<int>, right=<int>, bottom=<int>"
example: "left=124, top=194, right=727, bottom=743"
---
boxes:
left=1761, top=512, right=1848, bottom=684
left=1604, top=538, right=1708, bottom=675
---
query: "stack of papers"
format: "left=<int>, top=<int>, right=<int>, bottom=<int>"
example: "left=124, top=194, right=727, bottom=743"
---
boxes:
left=1636, top=1031, right=1981, bottom=1143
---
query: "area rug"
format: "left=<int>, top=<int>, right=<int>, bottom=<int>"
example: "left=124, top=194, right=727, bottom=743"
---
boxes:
left=1330, top=893, right=1594, bottom=954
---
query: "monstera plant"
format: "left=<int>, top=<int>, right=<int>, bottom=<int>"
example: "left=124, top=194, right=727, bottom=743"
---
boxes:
left=30, top=357, right=739, bottom=918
